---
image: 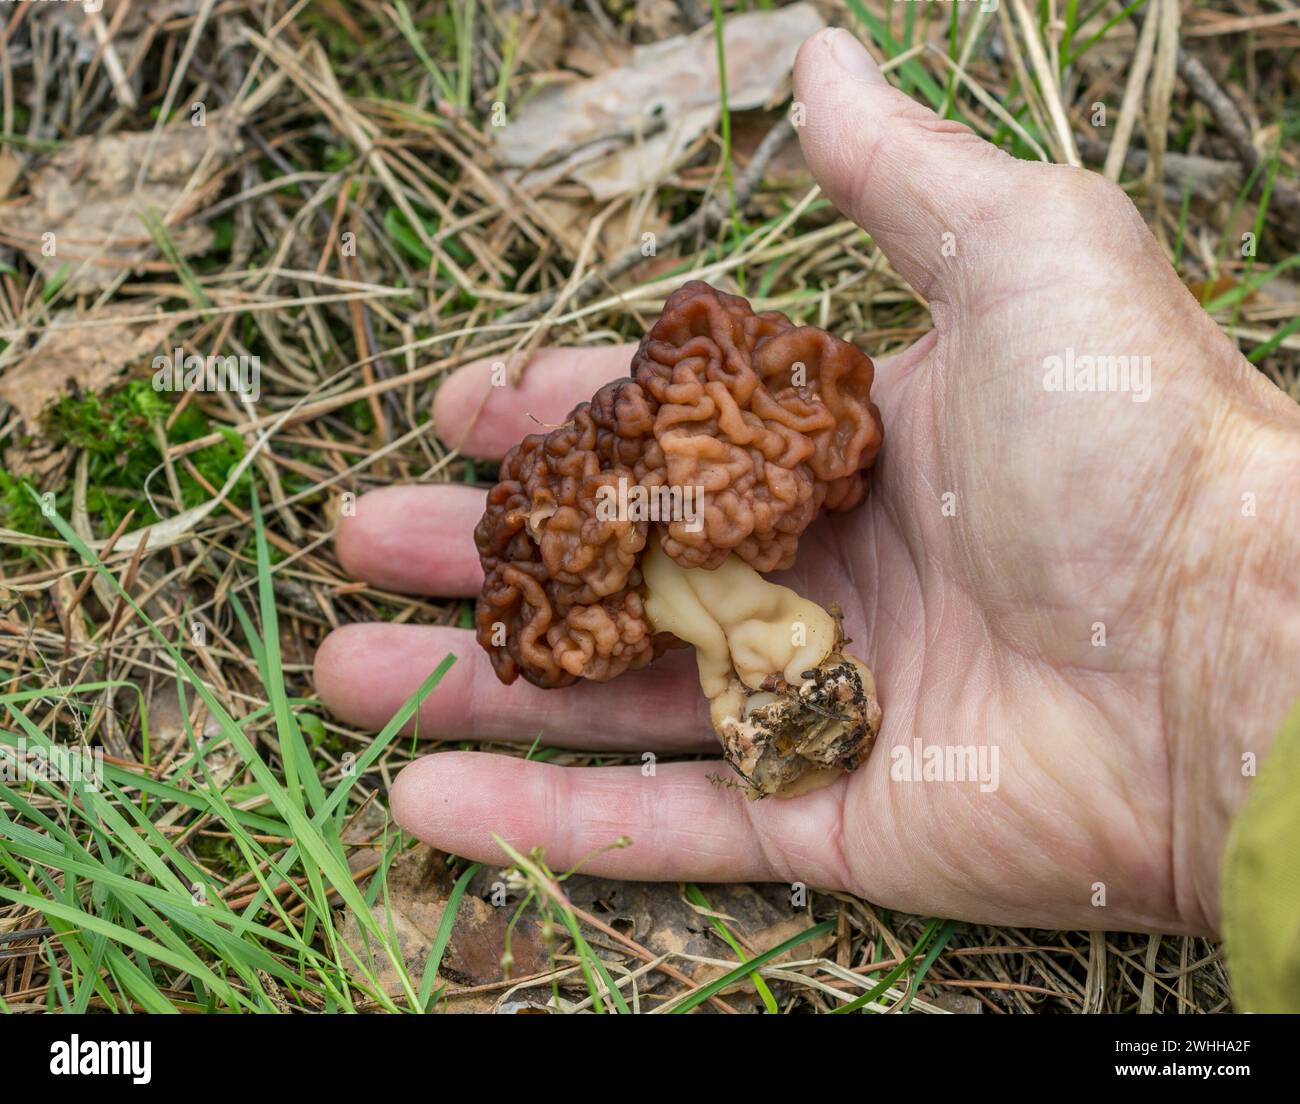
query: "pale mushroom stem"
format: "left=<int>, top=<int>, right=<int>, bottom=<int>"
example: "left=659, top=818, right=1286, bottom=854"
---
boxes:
left=642, top=539, right=881, bottom=798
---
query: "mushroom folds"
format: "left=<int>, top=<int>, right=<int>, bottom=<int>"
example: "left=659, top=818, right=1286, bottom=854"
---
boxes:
left=474, top=281, right=884, bottom=796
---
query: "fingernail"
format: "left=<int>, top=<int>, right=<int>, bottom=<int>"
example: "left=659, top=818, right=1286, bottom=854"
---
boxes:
left=827, top=28, right=886, bottom=85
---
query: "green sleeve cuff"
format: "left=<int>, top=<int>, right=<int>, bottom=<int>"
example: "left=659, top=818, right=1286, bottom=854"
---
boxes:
left=1223, top=697, right=1300, bottom=1012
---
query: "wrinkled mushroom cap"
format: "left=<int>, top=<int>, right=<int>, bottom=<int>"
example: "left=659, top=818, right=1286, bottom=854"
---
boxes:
left=474, top=281, right=883, bottom=688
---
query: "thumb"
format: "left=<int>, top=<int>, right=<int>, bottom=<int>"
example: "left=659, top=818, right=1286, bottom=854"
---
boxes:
left=793, top=28, right=1018, bottom=306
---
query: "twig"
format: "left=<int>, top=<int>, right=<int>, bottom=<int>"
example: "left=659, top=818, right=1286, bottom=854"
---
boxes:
left=1077, top=136, right=1242, bottom=201
left=0, top=926, right=55, bottom=945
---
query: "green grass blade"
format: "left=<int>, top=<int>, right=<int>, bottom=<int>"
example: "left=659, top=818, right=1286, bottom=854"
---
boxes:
left=419, top=862, right=482, bottom=1011
left=685, top=883, right=779, bottom=1013
left=669, top=919, right=835, bottom=1014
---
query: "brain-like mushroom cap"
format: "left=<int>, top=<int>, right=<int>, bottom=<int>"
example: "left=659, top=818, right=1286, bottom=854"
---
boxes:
left=474, top=281, right=883, bottom=688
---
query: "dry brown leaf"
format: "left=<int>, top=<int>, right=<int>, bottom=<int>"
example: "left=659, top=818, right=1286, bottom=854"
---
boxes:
left=634, top=0, right=689, bottom=42
left=564, top=877, right=799, bottom=991
left=0, top=304, right=172, bottom=432
left=338, top=845, right=550, bottom=1003
left=928, top=990, right=983, bottom=1014
left=2, top=438, right=71, bottom=481
left=533, top=195, right=669, bottom=262
left=519, top=5, right=569, bottom=73
left=143, top=681, right=220, bottom=748
left=732, top=110, right=812, bottom=188
left=17, top=115, right=242, bottom=291
left=498, top=3, right=824, bottom=201
left=563, top=11, right=633, bottom=76
left=690, top=913, right=835, bottom=995
left=0, top=147, right=23, bottom=200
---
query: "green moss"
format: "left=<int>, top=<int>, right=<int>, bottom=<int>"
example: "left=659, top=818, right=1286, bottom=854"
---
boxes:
left=344, top=397, right=377, bottom=435
left=1, top=380, right=256, bottom=538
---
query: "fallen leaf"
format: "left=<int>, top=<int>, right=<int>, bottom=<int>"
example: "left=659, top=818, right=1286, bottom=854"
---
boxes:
left=928, top=990, right=983, bottom=1014
left=0, top=304, right=172, bottom=432
left=689, top=912, right=834, bottom=995
left=143, top=681, right=220, bottom=749
left=634, top=0, right=690, bottom=42
left=564, top=876, right=801, bottom=990
left=17, top=115, right=242, bottom=291
left=0, top=147, right=22, bottom=200
left=1184, top=274, right=1239, bottom=302
left=518, top=5, right=569, bottom=74
left=533, top=195, right=669, bottom=263
left=338, top=845, right=550, bottom=1004
left=563, top=11, right=633, bottom=75
left=2, top=438, right=71, bottom=481
left=342, top=847, right=822, bottom=1011
left=497, top=2, right=824, bottom=201
left=732, top=110, right=812, bottom=188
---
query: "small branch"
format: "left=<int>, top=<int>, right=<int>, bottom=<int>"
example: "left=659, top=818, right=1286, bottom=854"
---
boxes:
left=0, top=926, right=56, bottom=945
left=1077, top=136, right=1243, bottom=202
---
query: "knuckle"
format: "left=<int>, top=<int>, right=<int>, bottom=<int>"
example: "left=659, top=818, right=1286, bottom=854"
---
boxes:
left=1021, top=162, right=1139, bottom=226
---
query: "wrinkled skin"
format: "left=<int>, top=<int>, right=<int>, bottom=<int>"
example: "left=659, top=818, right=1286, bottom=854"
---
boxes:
left=315, top=29, right=1300, bottom=935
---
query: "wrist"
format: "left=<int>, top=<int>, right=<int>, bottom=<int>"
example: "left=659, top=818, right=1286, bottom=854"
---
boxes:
left=1165, top=389, right=1300, bottom=933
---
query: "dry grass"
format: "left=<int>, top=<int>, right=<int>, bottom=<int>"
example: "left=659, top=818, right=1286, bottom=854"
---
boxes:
left=0, top=0, right=1293, bottom=1012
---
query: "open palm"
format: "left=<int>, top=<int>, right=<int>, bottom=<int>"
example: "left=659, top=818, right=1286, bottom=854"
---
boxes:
left=315, top=29, right=1291, bottom=935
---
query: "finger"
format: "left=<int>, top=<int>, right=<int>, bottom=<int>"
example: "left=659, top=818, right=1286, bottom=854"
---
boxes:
left=337, top=483, right=884, bottom=603
left=389, top=752, right=856, bottom=888
left=793, top=28, right=1018, bottom=305
left=434, top=344, right=636, bottom=459
left=313, top=622, right=716, bottom=752
left=337, top=484, right=485, bottom=596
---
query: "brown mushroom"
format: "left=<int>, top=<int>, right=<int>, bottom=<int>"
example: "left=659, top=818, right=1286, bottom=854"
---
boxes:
left=474, top=281, right=884, bottom=797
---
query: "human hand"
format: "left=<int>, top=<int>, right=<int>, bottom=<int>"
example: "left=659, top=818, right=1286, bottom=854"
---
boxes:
left=314, top=28, right=1300, bottom=935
